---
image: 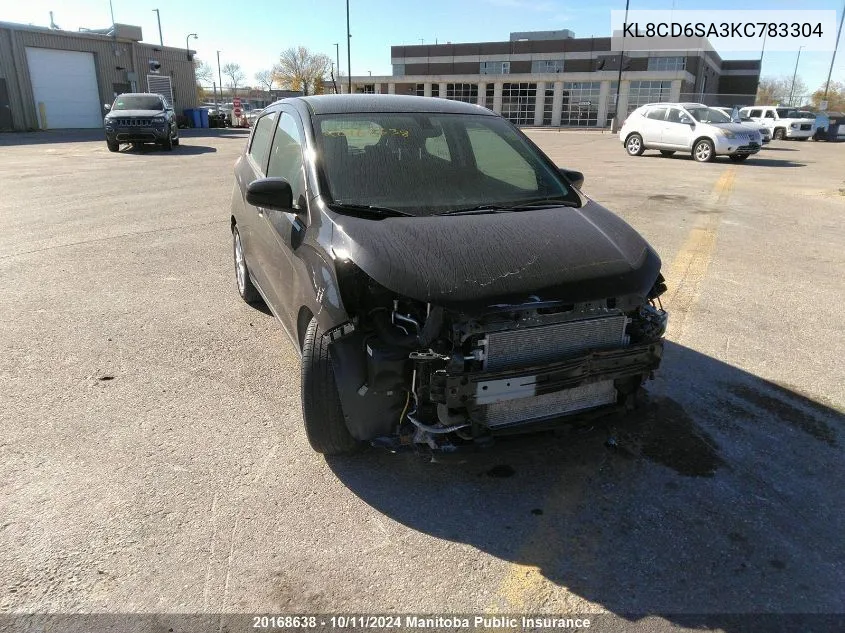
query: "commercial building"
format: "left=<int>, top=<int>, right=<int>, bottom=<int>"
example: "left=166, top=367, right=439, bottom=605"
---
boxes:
left=346, top=30, right=761, bottom=127
left=0, top=21, right=198, bottom=131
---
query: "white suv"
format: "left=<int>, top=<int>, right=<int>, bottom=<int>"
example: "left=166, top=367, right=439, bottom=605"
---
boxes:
left=738, top=106, right=814, bottom=140
left=620, top=103, right=763, bottom=162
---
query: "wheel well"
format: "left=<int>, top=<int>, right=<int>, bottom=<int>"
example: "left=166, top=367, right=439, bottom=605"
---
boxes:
left=692, top=136, right=714, bottom=150
left=624, top=132, right=641, bottom=144
left=297, top=307, right=314, bottom=350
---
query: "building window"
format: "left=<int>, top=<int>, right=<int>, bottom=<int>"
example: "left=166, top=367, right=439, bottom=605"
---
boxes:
left=501, top=82, right=536, bottom=125
left=561, top=82, right=601, bottom=127
left=480, top=61, right=511, bottom=75
left=532, top=59, right=564, bottom=74
left=445, top=83, right=478, bottom=103
left=415, top=83, right=425, bottom=96
left=647, top=56, right=686, bottom=72
left=483, top=84, right=495, bottom=110
left=542, top=87, right=554, bottom=125
left=392, top=64, right=405, bottom=76
left=627, top=80, right=671, bottom=114
left=361, top=84, right=375, bottom=94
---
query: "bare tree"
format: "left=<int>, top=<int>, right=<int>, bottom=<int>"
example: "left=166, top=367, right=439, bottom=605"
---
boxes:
left=194, top=59, right=214, bottom=85
left=255, top=69, right=274, bottom=91
left=222, top=62, right=246, bottom=94
left=756, top=75, right=808, bottom=106
left=273, top=47, right=331, bottom=96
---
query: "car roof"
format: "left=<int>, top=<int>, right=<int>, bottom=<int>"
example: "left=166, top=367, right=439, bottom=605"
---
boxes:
left=117, top=92, right=162, bottom=98
left=277, top=94, right=496, bottom=116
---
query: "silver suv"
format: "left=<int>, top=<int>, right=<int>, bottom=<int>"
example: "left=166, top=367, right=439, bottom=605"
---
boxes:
left=620, top=102, right=763, bottom=163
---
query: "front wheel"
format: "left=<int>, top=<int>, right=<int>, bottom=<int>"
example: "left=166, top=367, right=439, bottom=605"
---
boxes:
left=729, top=154, right=749, bottom=162
left=301, top=318, right=361, bottom=455
left=693, top=139, right=715, bottom=163
left=160, top=130, right=173, bottom=151
left=626, top=134, right=645, bottom=156
left=106, top=140, right=119, bottom=152
left=773, top=128, right=785, bottom=140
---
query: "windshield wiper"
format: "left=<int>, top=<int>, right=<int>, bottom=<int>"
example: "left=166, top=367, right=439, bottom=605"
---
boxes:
left=443, top=197, right=578, bottom=216
left=328, top=202, right=413, bottom=218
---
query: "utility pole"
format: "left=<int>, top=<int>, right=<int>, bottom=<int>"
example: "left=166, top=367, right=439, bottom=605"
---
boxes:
left=109, top=0, right=115, bottom=25
left=185, top=33, right=197, bottom=61
left=823, top=0, right=845, bottom=100
left=217, top=50, right=223, bottom=102
left=346, top=0, right=352, bottom=94
left=612, top=0, right=630, bottom=132
left=152, top=9, right=163, bottom=46
left=789, top=45, right=804, bottom=106
left=332, top=43, right=340, bottom=94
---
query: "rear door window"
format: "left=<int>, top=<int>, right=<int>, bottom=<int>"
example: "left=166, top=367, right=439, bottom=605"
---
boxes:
left=248, top=111, right=278, bottom=173
left=646, top=107, right=668, bottom=120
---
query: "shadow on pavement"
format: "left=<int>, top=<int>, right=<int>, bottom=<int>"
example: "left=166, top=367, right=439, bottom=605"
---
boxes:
left=122, top=143, right=217, bottom=155
left=0, top=127, right=249, bottom=146
left=644, top=153, right=805, bottom=167
left=327, top=341, right=845, bottom=632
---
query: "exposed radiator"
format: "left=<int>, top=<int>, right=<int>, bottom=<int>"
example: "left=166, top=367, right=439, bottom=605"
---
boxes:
left=479, top=380, right=617, bottom=428
left=483, top=315, right=628, bottom=371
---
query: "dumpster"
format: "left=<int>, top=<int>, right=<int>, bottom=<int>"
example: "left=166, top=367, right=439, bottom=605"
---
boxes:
left=814, top=112, right=844, bottom=141
left=198, top=108, right=209, bottom=128
left=183, top=108, right=201, bottom=128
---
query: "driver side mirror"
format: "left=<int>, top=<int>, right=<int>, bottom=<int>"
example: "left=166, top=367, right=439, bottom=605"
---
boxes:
left=560, top=168, right=584, bottom=190
left=246, top=177, right=293, bottom=211
left=103, top=103, right=111, bottom=112
left=680, top=115, right=694, bottom=125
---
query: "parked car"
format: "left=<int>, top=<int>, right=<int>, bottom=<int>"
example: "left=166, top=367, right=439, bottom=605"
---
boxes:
left=103, top=93, right=179, bottom=152
left=620, top=102, right=763, bottom=162
left=231, top=95, right=668, bottom=455
left=738, top=106, right=814, bottom=140
left=713, top=107, right=771, bottom=144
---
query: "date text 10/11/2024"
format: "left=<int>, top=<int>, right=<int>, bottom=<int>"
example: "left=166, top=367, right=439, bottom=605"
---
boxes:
left=252, top=615, right=593, bottom=629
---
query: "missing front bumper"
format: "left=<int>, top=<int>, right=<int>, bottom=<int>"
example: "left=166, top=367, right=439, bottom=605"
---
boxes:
left=428, top=341, right=663, bottom=428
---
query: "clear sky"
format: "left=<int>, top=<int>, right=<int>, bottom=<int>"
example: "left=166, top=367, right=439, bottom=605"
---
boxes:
left=2, top=0, right=843, bottom=96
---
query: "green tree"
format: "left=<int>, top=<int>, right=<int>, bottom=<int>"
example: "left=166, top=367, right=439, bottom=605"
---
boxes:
left=811, top=81, right=845, bottom=111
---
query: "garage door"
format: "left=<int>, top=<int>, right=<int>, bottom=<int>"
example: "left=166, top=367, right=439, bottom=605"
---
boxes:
left=26, top=48, right=102, bottom=129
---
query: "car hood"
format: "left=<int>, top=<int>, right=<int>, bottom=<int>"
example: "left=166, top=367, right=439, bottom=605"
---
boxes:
left=330, top=200, right=662, bottom=309
left=710, top=122, right=759, bottom=134
left=106, top=109, right=164, bottom=118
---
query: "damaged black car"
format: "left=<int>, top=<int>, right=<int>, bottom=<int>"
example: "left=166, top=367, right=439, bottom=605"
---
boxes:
left=230, top=95, right=668, bottom=455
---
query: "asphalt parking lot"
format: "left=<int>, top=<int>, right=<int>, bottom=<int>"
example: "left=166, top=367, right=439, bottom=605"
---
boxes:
left=1, top=127, right=844, bottom=632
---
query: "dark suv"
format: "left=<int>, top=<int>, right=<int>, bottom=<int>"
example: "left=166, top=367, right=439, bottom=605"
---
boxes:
left=231, top=95, right=668, bottom=456
left=104, top=93, right=179, bottom=152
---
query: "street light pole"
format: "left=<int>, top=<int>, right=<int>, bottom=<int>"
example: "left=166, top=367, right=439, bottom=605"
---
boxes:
left=152, top=9, right=163, bottom=46
left=185, top=33, right=197, bottom=61
left=612, top=0, right=630, bottom=131
left=346, top=0, right=352, bottom=94
left=823, top=0, right=845, bottom=100
left=217, top=50, right=224, bottom=102
left=789, top=45, right=804, bottom=106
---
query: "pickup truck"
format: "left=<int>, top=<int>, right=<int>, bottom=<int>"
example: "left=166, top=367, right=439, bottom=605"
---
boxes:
left=738, top=106, right=814, bottom=140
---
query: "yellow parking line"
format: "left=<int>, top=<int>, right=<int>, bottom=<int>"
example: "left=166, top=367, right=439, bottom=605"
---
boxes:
left=664, top=166, right=736, bottom=341
left=487, top=165, right=738, bottom=615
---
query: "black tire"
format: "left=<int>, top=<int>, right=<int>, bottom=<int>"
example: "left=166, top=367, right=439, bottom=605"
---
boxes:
left=301, top=318, right=361, bottom=455
left=172, top=131, right=180, bottom=146
left=659, top=150, right=675, bottom=157
left=773, top=127, right=785, bottom=140
left=107, top=140, right=119, bottom=152
left=625, top=133, right=645, bottom=156
left=729, top=154, right=749, bottom=162
left=232, top=226, right=261, bottom=304
left=160, top=128, right=173, bottom=151
left=693, top=138, right=715, bottom=163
